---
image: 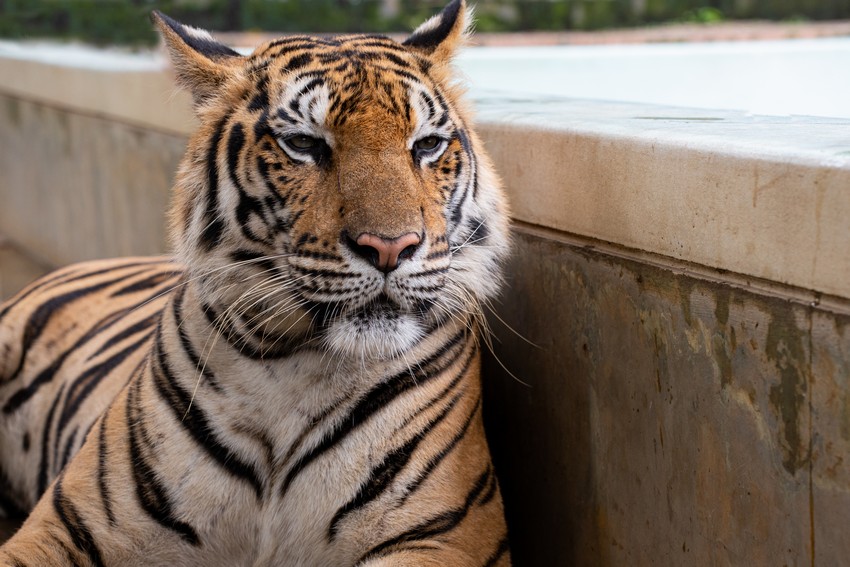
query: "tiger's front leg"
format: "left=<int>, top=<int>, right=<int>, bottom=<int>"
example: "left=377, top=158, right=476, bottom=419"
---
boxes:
left=0, top=420, right=133, bottom=567
left=0, top=405, right=164, bottom=567
left=0, top=375, right=258, bottom=567
left=0, top=463, right=114, bottom=567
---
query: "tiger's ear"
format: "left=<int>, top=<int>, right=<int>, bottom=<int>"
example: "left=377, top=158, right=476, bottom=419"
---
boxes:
left=403, top=0, right=469, bottom=62
left=151, top=11, right=243, bottom=106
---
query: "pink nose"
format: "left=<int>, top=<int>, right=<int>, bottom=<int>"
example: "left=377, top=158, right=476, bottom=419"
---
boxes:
left=355, top=232, right=421, bottom=273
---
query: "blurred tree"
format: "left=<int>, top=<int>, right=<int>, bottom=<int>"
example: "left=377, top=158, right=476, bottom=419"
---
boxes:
left=224, top=0, right=241, bottom=30
left=1, top=0, right=849, bottom=45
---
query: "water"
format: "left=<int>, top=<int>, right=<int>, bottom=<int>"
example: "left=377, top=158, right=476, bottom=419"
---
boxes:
left=458, top=38, right=850, bottom=119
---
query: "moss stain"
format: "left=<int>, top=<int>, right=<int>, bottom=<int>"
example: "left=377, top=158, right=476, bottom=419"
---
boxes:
left=712, top=287, right=734, bottom=389
left=766, top=312, right=810, bottom=476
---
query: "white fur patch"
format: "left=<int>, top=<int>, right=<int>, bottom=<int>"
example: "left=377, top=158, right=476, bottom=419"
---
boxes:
left=183, top=24, right=215, bottom=41
left=324, top=313, right=424, bottom=361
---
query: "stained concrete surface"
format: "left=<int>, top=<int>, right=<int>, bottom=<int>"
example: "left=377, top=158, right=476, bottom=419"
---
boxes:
left=483, top=226, right=849, bottom=566
left=0, top=94, right=184, bottom=269
left=0, top=235, right=50, bottom=300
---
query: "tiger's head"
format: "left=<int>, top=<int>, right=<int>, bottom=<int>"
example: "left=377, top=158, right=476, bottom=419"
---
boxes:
left=154, top=0, right=510, bottom=361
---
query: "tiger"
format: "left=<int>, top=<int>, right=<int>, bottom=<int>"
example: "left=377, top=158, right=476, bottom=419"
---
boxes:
left=0, top=0, right=511, bottom=565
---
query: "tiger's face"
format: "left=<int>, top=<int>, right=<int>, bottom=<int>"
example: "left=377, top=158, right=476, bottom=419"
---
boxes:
left=156, top=0, right=509, bottom=360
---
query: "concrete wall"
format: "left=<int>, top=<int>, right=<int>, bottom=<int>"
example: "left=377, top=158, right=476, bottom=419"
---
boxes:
left=0, top=94, right=183, bottom=266
left=484, top=226, right=850, bottom=565
left=1, top=45, right=850, bottom=566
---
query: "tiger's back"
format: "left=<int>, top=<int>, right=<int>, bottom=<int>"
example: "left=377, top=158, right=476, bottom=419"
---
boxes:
left=0, top=258, right=181, bottom=515
left=0, top=1, right=511, bottom=565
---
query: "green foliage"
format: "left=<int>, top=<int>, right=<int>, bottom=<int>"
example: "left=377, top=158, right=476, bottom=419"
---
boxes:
left=681, top=6, right=724, bottom=23
left=1, top=0, right=850, bottom=45
left=0, top=0, right=157, bottom=45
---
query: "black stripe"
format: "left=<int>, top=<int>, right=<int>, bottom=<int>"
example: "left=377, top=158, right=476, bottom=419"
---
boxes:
left=393, top=344, right=476, bottom=438
left=261, top=37, right=322, bottom=54
left=172, top=286, right=221, bottom=392
left=247, top=74, right=269, bottom=111
left=280, top=328, right=468, bottom=497
left=201, top=302, right=305, bottom=360
left=230, top=249, right=277, bottom=273
left=227, top=122, right=275, bottom=245
left=58, top=426, right=78, bottom=470
left=409, top=266, right=449, bottom=279
left=289, top=265, right=360, bottom=280
left=452, top=127, right=477, bottom=220
left=418, top=91, right=436, bottom=120
left=362, top=65, right=419, bottom=84
left=109, top=269, right=181, bottom=297
left=458, top=123, right=481, bottom=201
left=478, top=464, right=498, bottom=506
left=465, top=217, right=489, bottom=249
left=0, top=259, right=171, bottom=332
left=285, top=52, right=313, bottom=71
left=382, top=51, right=411, bottom=70
left=0, top=258, right=168, bottom=327
left=358, top=465, right=492, bottom=563
left=37, top=382, right=66, bottom=497
left=199, top=116, right=230, bottom=251
left=328, top=387, right=465, bottom=539
left=255, top=156, right=294, bottom=224
left=54, top=331, right=153, bottom=454
left=91, top=312, right=160, bottom=359
left=289, top=77, right=325, bottom=114
left=97, top=411, right=116, bottom=525
left=400, top=395, right=482, bottom=505
left=126, top=375, right=200, bottom=545
left=483, top=536, right=510, bottom=567
left=151, top=326, right=264, bottom=499
left=52, top=472, right=105, bottom=567
left=347, top=39, right=408, bottom=53
left=296, top=250, right=343, bottom=262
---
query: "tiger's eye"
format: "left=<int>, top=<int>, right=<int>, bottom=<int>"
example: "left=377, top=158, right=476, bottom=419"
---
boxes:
left=285, top=135, right=319, bottom=151
left=414, top=136, right=441, bottom=152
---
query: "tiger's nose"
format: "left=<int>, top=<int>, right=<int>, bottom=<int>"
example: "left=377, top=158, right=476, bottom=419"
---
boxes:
left=349, top=232, right=421, bottom=273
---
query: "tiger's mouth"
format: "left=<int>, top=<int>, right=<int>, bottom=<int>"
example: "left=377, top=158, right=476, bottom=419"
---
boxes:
left=351, top=295, right=401, bottom=320
left=318, top=292, right=429, bottom=359
left=347, top=293, right=437, bottom=324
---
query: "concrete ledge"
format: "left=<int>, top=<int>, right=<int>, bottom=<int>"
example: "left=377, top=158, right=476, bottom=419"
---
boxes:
left=0, top=41, right=194, bottom=135
left=475, top=96, right=850, bottom=299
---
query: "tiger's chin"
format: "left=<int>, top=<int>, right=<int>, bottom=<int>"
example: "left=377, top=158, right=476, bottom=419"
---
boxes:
left=324, top=305, right=425, bottom=361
